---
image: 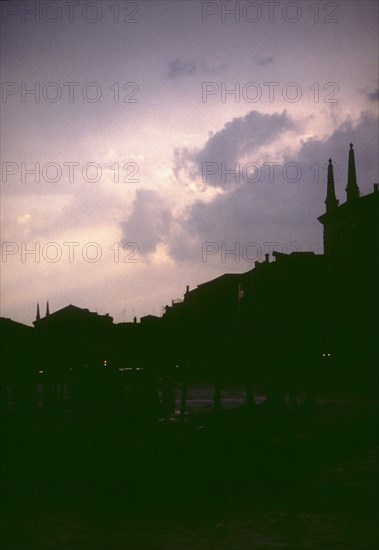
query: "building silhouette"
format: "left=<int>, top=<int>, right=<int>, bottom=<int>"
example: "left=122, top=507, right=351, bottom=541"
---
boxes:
left=318, top=145, right=379, bottom=264
left=160, top=144, right=379, bottom=396
left=0, top=144, right=378, bottom=409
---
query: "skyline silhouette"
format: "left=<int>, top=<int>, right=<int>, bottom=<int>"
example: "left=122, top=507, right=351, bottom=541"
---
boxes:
left=2, top=1, right=379, bottom=326
left=2, top=143, right=378, bottom=401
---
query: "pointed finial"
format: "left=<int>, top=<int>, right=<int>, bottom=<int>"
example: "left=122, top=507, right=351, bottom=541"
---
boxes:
left=350, top=143, right=353, bottom=149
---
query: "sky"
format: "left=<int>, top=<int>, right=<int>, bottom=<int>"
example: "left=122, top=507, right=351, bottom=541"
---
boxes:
left=1, top=0, right=378, bottom=326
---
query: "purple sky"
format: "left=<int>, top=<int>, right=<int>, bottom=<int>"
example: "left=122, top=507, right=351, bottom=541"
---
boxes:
left=1, top=0, right=378, bottom=325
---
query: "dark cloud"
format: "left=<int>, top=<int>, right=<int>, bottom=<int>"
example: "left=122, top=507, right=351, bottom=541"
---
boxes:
left=296, top=111, right=379, bottom=193
left=167, top=58, right=197, bottom=79
left=255, top=55, right=274, bottom=67
left=120, top=189, right=172, bottom=255
left=368, top=88, right=379, bottom=101
left=169, top=111, right=379, bottom=262
left=173, top=110, right=296, bottom=187
left=361, top=83, right=379, bottom=102
left=119, top=112, right=378, bottom=263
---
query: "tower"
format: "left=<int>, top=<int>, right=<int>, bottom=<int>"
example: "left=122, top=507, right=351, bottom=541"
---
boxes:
left=318, top=143, right=379, bottom=265
left=318, top=158, right=340, bottom=257
left=345, top=143, right=360, bottom=202
left=36, top=302, right=40, bottom=321
left=325, top=158, right=339, bottom=213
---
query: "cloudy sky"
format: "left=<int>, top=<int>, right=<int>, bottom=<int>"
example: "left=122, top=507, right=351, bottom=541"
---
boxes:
left=1, top=0, right=378, bottom=325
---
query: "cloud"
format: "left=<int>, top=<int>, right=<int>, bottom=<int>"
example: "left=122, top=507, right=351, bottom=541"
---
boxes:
left=120, top=188, right=173, bottom=255
left=360, top=83, right=379, bottom=102
left=254, top=55, right=274, bottom=67
left=168, top=111, right=379, bottom=262
left=368, top=88, right=379, bottom=101
left=167, top=58, right=197, bottom=79
left=296, top=111, right=379, bottom=192
left=173, top=110, right=296, bottom=187
left=166, top=58, right=228, bottom=79
left=117, top=111, right=378, bottom=265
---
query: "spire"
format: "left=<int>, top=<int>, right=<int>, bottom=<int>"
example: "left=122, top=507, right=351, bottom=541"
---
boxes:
left=346, top=143, right=360, bottom=202
left=325, top=158, right=339, bottom=213
left=36, top=302, right=40, bottom=321
left=46, top=301, right=50, bottom=316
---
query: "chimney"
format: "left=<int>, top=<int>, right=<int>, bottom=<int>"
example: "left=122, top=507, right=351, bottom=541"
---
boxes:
left=186, top=285, right=189, bottom=293
left=133, top=316, right=137, bottom=324
left=265, top=253, right=270, bottom=263
left=374, top=183, right=378, bottom=193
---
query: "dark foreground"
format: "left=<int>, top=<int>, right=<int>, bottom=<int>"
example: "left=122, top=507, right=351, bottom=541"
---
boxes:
left=1, top=392, right=378, bottom=549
